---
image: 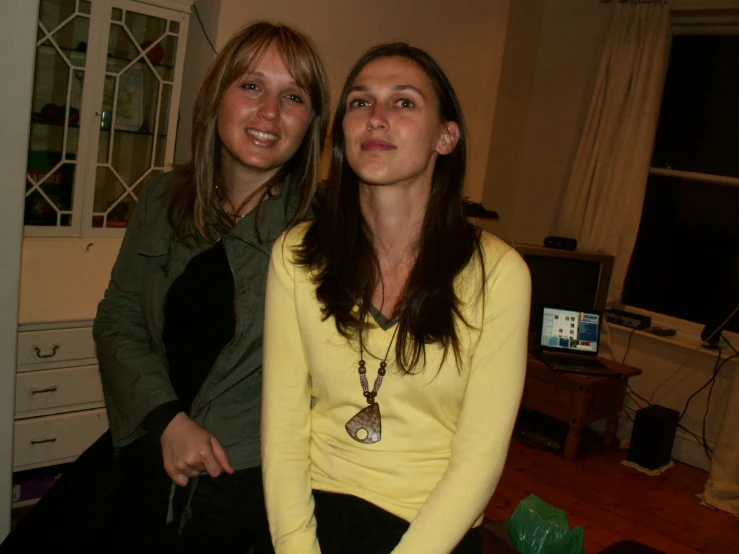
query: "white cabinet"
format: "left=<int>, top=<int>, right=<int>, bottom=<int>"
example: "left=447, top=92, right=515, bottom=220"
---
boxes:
left=13, top=324, right=107, bottom=471
left=3, top=1, right=195, bottom=533
left=25, top=0, right=190, bottom=237
left=14, top=408, right=109, bottom=470
left=15, top=365, right=105, bottom=417
left=13, top=0, right=193, bottom=471
left=17, top=327, right=98, bottom=370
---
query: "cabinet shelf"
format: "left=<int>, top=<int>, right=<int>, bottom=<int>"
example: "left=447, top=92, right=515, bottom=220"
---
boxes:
left=100, top=128, right=167, bottom=137
left=31, top=115, right=167, bottom=137
left=107, top=51, right=175, bottom=71
left=38, top=42, right=175, bottom=71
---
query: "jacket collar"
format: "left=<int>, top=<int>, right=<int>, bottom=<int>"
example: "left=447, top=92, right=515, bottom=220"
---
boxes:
left=222, top=174, right=302, bottom=255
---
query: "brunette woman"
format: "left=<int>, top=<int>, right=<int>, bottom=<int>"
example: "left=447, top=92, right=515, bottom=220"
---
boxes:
left=262, top=43, right=530, bottom=554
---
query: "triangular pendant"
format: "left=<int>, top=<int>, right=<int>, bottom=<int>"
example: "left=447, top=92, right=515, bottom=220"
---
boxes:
left=345, top=402, right=382, bottom=444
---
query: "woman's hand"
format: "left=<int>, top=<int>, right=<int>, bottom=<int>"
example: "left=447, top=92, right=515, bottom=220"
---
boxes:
left=160, top=412, right=235, bottom=486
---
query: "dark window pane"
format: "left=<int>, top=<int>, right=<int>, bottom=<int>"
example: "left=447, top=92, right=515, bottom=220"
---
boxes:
left=651, top=35, right=739, bottom=178
left=623, top=174, right=739, bottom=332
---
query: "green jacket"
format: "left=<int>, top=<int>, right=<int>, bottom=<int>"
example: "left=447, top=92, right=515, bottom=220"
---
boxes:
left=94, top=171, right=301, bottom=470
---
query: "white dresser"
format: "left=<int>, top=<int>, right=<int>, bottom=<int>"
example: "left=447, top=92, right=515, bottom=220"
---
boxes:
left=1, top=0, right=192, bottom=539
left=14, top=237, right=123, bottom=472
left=14, top=323, right=108, bottom=471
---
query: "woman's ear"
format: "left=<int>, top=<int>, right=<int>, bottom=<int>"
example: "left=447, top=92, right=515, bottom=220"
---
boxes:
left=436, top=121, right=460, bottom=155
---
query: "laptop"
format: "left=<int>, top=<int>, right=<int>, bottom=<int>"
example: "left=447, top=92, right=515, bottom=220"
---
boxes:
left=537, top=307, right=616, bottom=376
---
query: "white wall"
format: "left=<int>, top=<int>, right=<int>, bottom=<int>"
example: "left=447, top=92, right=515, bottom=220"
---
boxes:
left=478, top=0, right=547, bottom=239
left=480, top=0, right=611, bottom=244
left=175, top=0, right=511, bottom=201
left=0, top=1, right=40, bottom=540
left=174, top=0, right=221, bottom=164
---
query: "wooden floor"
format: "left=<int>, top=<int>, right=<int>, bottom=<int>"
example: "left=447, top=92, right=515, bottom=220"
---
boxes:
left=485, top=439, right=739, bottom=553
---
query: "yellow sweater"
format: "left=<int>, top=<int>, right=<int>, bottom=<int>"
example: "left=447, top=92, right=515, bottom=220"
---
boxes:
left=262, top=224, right=531, bottom=554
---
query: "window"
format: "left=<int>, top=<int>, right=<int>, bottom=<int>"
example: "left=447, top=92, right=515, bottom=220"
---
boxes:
left=623, top=33, right=739, bottom=333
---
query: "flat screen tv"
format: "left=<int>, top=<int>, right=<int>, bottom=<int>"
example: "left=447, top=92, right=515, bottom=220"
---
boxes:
left=511, top=243, right=614, bottom=337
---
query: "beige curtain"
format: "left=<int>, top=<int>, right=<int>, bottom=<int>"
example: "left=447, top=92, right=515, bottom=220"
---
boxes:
left=701, top=365, right=739, bottom=516
left=552, top=1, right=671, bottom=305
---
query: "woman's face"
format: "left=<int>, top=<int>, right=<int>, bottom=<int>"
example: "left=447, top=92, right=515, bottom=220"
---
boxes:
left=342, top=55, right=458, bottom=190
left=218, top=43, right=314, bottom=182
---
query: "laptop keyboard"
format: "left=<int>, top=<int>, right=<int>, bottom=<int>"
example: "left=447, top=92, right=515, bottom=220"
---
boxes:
left=549, top=362, right=612, bottom=373
left=547, top=362, right=615, bottom=376
left=559, top=357, right=605, bottom=368
left=540, top=354, right=615, bottom=376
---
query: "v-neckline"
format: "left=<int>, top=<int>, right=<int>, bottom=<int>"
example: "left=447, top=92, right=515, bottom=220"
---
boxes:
left=368, top=304, right=398, bottom=332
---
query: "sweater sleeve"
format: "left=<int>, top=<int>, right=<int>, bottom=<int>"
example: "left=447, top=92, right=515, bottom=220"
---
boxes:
left=93, top=174, right=179, bottom=445
left=392, top=247, right=531, bottom=554
left=262, top=230, right=321, bottom=554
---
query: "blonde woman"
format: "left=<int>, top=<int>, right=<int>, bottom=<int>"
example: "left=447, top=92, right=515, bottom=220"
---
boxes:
left=93, top=21, right=329, bottom=552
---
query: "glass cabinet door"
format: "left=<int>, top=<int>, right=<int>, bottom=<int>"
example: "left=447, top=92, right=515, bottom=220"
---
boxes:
left=25, top=0, right=93, bottom=234
left=23, top=0, right=189, bottom=237
left=85, top=0, right=186, bottom=233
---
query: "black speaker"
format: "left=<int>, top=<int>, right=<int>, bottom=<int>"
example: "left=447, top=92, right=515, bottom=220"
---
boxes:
left=627, top=405, right=679, bottom=470
left=544, top=236, right=577, bottom=251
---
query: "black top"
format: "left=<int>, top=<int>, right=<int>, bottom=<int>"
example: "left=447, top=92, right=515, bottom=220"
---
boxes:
left=143, top=240, right=236, bottom=436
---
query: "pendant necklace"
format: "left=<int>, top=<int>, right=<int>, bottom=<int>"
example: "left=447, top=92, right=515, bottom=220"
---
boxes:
left=345, top=324, right=399, bottom=444
left=223, top=207, right=246, bottom=220
left=220, top=187, right=274, bottom=220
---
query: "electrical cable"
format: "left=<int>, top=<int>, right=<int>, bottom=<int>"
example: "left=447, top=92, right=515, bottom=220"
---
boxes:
left=622, top=327, right=637, bottom=364
left=619, top=332, right=728, bottom=460
left=626, top=394, right=646, bottom=411
left=722, top=333, right=739, bottom=357
left=649, top=342, right=702, bottom=404
left=193, top=4, right=217, bottom=55
left=627, top=385, right=650, bottom=408
left=678, top=352, right=737, bottom=421
left=624, top=349, right=729, bottom=459
left=702, top=378, right=715, bottom=460
left=699, top=365, right=721, bottom=462
left=678, top=422, right=711, bottom=450
left=678, top=351, right=721, bottom=421
left=701, top=302, right=739, bottom=347
left=698, top=341, right=739, bottom=460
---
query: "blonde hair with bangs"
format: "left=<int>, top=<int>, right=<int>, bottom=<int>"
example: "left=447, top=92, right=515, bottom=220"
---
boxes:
left=169, top=21, right=329, bottom=242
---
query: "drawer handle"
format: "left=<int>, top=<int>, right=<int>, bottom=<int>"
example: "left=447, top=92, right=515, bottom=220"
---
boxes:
left=33, top=344, right=60, bottom=359
left=30, top=437, right=57, bottom=445
left=31, top=386, right=58, bottom=395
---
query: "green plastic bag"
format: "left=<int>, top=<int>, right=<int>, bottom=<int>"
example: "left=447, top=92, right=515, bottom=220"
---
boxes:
left=508, top=494, right=585, bottom=554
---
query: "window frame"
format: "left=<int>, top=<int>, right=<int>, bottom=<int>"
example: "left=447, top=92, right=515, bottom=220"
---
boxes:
left=622, top=14, right=739, bottom=348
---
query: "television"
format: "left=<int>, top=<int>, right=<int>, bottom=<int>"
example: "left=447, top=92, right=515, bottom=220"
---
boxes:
left=511, top=243, right=614, bottom=337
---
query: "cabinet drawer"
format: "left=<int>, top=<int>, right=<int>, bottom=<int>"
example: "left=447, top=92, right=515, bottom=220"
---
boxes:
left=17, top=327, right=95, bottom=370
left=15, top=365, right=104, bottom=418
left=14, top=409, right=108, bottom=471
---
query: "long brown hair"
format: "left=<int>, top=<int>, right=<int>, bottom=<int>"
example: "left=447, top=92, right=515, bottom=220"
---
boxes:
left=297, top=43, right=483, bottom=374
left=169, top=21, right=329, bottom=242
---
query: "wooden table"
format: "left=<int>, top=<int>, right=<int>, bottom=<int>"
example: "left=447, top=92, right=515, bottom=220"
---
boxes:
left=522, top=356, right=642, bottom=460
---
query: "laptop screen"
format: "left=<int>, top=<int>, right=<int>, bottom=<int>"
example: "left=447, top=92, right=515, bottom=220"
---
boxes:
left=540, top=307, right=601, bottom=355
